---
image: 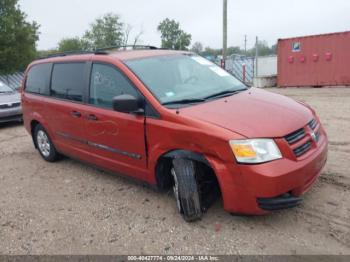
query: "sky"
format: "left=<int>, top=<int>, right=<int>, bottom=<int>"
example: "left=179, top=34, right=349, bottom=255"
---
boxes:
left=19, top=0, right=350, bottom=51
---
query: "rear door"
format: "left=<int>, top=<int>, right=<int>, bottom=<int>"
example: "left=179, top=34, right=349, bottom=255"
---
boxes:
left=45, top=62, right=90, bottom=155
left=83, top=62, right=147, bottom=179
left=22, top=63, right=52, bottom=130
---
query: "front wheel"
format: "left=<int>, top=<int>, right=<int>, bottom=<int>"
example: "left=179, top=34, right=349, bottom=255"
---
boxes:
left=34, top=124, right=61, bottom=162
left=172, top=158, right=202, bottom=222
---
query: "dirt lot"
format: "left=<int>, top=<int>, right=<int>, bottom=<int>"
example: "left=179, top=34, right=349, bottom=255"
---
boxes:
left=0, top=87, right=349, bottom=255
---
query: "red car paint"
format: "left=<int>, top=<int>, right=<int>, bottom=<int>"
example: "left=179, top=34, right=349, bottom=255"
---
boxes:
left=22, top=50, right=328, bottom=215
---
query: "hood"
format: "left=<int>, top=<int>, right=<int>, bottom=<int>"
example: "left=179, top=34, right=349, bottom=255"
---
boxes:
left=0, top=92, right=21, bottom=105
left=179, top=87, right=313, bottom=138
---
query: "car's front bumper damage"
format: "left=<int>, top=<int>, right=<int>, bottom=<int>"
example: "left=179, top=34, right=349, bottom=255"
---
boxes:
left=257, top=193, right=303, bottom=211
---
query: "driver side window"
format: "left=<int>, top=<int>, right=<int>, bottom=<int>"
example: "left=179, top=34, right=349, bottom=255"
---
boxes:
left=89, top=63, right=138, bottom=109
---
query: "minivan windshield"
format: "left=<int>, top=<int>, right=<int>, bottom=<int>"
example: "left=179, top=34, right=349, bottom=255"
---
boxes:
left=125, top=55, right=247, bottom=107
left=0, top=81, right=13, bottom=93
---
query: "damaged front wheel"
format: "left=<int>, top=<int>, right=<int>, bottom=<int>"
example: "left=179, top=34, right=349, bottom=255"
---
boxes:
left=172, top=158, right=202, bottom=222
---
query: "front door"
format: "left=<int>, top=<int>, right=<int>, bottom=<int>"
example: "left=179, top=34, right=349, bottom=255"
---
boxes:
left=83, top=63, right=147, bottom=179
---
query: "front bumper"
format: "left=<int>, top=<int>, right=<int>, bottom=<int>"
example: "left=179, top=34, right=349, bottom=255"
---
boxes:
left=209, top=129, right=328, bottom=215
left=257, top=193, right=303, bottom=211
left=0, top=106, right=22, bottom=123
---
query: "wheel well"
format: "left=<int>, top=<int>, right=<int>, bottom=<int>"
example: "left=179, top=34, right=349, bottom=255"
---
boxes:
left=155, top=152, right=221, bottom=212
left=30, top=120, right=40, bottom=148
left=155, top=157, right=173, bottom=191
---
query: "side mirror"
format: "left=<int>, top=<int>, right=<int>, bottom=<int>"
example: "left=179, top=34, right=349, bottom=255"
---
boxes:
left=112, top=94, right=144, bottom=115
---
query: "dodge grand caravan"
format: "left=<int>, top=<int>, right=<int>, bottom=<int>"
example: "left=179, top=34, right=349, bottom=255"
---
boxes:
left=22, top=47, right=328, bottom=222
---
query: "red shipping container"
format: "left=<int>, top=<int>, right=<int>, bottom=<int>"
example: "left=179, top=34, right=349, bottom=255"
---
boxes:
left=278, top=31, right=350, bottom=87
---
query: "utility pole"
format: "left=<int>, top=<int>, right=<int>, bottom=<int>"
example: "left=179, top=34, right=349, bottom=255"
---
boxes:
left=222, top=0, right=228, bottom=63
left=244, top=35, right=247, bottom=55
left=255, top=36, right=259, bottom=77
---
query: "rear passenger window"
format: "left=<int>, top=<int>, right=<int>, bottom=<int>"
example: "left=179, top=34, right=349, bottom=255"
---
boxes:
left=51, top=63, right=85, bottom=102
left=26, top=63, right=51, bottom=95
left=89, top=64, right=138, bottom=109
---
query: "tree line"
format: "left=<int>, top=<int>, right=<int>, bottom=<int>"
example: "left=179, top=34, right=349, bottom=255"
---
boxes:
left=46, top=15, right=193, bottom=55
left=194, top=41, right=277, bottom=58
left=0, top=0, right=276, bottom=74
left=0, top=0, right=39, bottom=74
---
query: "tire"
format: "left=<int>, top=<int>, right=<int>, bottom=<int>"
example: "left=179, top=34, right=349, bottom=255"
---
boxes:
left=34, top=124, right=60, bottom=162
left=172, top=158, right=202, bottom=222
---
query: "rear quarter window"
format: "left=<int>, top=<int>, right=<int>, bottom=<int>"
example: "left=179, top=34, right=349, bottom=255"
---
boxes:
left=51, top=63, right=86, bottom=102
left=25, top=63, right=52, bottom=95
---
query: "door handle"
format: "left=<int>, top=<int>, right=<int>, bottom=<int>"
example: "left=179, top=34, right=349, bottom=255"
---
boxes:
left=71, top=111, right=82, bottom=118
left=87, top=114, right=98, bottom=121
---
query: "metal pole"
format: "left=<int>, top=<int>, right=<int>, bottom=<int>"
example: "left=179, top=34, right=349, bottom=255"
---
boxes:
left=223, top=0, right=228, bottom=62
left=243, top=64, right=246, bottom=83
left=244, top=35, right=247, bottom=55
left=255, top=36, right=259, bottom=77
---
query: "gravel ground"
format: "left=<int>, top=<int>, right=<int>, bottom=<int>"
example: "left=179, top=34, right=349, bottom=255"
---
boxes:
left=0, top=87, right=349, bottom=255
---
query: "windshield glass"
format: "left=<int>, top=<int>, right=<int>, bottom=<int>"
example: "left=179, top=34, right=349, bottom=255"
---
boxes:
left=125, top=55, right=246, bottom=105
left=0, top=81, right=13, bottom=93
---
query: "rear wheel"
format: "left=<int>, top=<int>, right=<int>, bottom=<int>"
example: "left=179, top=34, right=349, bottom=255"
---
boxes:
left=34, top=124, right=60, bottom=162
left=172, top=158, right=202, bottom=222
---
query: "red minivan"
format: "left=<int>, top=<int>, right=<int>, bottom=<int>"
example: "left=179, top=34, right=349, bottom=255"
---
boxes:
left=22, top=47, right=328, bottom=222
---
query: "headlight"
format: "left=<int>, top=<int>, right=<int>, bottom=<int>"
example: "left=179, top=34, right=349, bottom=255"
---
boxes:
left=229, top=139, right=282, bottom=164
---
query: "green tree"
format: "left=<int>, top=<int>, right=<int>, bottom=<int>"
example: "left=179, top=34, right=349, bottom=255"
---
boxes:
left=270, top=43, right=277, bottom=54
left=254, top=40, right=272, bottom=56
left=202, top=47, right=222, bottom=57
left=246, top=41, right=276, bottom=57
left=0, top=0, right=39, bottom=74
left=82, top=13, right=124, bottom=50
left=227, top=46, right=243, bottom=56
left=201, top=42, right=277, bottom=58
left=157, top=18, right=191, bottom=50
left=58, top=37, right=83, bottom=52
left=191, top=42, right=203, bottom=54
left=37, top=49, right=58, bottom=58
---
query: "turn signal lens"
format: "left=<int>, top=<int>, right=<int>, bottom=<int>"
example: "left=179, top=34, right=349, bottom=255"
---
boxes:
left=230, top=144, right=257, bottom=158
left=229, top=139, right=282, bottom=164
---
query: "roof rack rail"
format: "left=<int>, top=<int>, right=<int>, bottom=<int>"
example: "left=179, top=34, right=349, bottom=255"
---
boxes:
left=96, top=45, right=158, bottom=52
left=38, top=45, right=159, bottom=60
left=38, top=50, right=107, bottom=60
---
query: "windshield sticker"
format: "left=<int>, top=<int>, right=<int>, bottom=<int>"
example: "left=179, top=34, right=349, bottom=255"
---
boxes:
left=165, top=92, right=175, bottom=97
left=209, top=66, right=230, bottom=77
left=191, top=56, right=213, bottom=66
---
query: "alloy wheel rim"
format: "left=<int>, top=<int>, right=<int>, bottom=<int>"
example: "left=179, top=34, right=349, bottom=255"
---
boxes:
left=37, top=130, right=50, bottom=157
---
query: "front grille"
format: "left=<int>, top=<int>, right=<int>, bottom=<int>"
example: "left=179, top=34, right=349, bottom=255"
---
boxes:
left=309, top=118, right=318, bottom=130
left=0, top=102, right=20, bottom=109
left=293, top=140, right=312, bottom=157
left=285, top=128, right=305, bottom=144
left=285, top=119, right=321, bottom=158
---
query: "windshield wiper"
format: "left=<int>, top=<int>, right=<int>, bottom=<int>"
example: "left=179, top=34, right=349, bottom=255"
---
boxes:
left=162, top=98, right=206, bottom=106
left=204, top=89, right=246, bottom=100
left=162, top=88, right=246, bottom=106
